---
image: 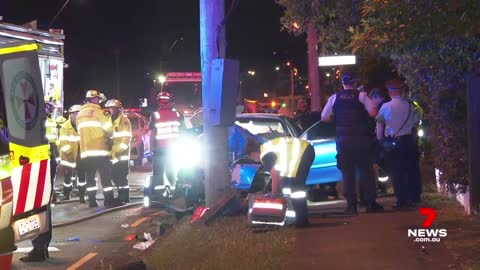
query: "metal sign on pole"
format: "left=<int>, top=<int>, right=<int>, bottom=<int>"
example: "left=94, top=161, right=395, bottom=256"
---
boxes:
left=318, top=55, right=356, bottom=66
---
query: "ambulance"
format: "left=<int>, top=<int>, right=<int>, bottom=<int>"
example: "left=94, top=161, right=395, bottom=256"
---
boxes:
left=0, top=42, right=52, bottom=269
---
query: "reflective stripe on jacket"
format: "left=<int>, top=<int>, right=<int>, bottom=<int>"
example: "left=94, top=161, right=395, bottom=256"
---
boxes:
left=58, top=119, right=80, bottom=168
left=76, top=103, right=113, bottom=159
left=260, top=137, right=310, bottom=178
left=150, top=110, right=181, bottom=149
left=45, top=116, right=58, bottom=143
left=112, top=113, right=132, bottom=163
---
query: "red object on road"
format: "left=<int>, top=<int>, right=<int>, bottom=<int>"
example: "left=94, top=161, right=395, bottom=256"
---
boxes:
left=191, top=206, right=209, bottom=223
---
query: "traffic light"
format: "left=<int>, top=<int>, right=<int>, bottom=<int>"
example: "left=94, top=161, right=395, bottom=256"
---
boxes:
left=335, top=69, right=340, bottom=79
left=271, top=101, right=276, bottom=107
left=282, top=102, right=286, bottom=108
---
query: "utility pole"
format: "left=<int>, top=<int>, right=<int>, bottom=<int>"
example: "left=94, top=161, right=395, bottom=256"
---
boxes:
left=200, top=0, right=229, bottom=207
left=307, top=23, right=322, bottom=111
left=290, top=69, right=295, bottom=113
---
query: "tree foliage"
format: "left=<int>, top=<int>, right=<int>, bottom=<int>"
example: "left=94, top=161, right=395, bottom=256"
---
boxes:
left=276, top=0, right=361, bottom=55
left=350, top=0, right=480, bottom=187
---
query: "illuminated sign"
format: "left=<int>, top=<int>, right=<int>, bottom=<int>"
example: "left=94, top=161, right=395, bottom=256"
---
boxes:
left=166, top=72, right=202, bottom=83
left=318, top=55, right=356, bottom=66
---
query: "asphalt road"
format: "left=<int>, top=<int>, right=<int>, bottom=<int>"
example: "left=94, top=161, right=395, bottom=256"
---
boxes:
left=11, top=160, right=168, bottom=270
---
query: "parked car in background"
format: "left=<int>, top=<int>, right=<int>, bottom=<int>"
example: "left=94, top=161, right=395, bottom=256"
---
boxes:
left=125, top=110, right=152, bottom=166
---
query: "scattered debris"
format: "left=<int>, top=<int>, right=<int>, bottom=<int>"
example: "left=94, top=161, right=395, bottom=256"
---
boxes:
left=121, top=224, right=130, bottom=228
left=133, top=233, right=156, bottom=250
left=65, top=237, right=80, bottom=241
left=191, top=206, right=209, bottom=223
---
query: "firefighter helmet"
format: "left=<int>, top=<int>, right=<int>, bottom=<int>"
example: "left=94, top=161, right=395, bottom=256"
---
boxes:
left=104, top=99, right=123, bottom=108
left=45, top=101, right=56, bottom=111
left=68, top=104, right=82, bottom=113
left=86, top=90, right=107, bottom=101
left=157, top=91, right=173, bottom=102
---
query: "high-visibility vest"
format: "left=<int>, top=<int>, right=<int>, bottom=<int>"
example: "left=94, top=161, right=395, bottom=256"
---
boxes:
left=76, top=103, right=113, bottom=159
left=260, top=137, right=311, bottom=178
left=150, top=109, right=181, bottom=149
left=111, top=113, right=132, bottom=164
left=45, top=116, right=58, bottom=143
left=58, top=119, right=80, bottom=168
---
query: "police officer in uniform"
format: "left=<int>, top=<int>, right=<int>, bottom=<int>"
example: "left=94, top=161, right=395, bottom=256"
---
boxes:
left=321, top=72, right=384, bottom=215
left=76, top=90, right=115, bottom=207
left=376, top=79, right=422, bottom=209
left=105, top=99, right=132, bottom=203
left=259, top=137, right=315, bottom=226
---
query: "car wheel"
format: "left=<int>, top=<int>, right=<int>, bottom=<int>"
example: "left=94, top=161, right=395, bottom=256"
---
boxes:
left=134, top=144, right=144, bottom=167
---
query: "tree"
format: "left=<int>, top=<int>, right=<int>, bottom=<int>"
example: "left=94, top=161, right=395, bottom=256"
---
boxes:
left=277, top=0, right=363, bottom=110
left=350, top=0, right=480, bottom=213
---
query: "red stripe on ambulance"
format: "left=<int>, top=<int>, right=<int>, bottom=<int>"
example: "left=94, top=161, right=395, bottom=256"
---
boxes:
left=15, top=163, right=32, bottom=215
left=11, top=159, right=51, bottom=216
left=33, top=160, right=48, bottom=208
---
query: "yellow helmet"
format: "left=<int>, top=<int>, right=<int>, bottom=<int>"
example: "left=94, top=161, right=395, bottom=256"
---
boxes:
left=68, top=104, right=82, bottom=113
left=104, top=99, right=122, bottom=108
left=85, top=90, right=106, bottom=101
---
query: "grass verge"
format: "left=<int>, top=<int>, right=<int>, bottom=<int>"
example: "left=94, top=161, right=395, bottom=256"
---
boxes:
left=421, top=192, right=480, bottom=270
left=143, top=216, right=295, bottom=270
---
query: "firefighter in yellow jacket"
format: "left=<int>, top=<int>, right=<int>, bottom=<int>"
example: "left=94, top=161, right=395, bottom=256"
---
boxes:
left=58, top=105, right=87, bottom=202
left=76, top=90, right=115, bottom=207
left=105, top=99, right=132, bottom=203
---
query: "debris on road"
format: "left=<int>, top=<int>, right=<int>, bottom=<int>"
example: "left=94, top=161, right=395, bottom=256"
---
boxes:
left=65, top=237, right=80, bottom=241
left=121, top=223, right=130, bottom=228
left=133, top=233, right=156, bottom=250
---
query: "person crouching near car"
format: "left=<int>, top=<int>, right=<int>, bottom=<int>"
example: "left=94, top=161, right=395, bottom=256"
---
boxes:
left=105, top=99, right=132, bottom=204
left=376, top=79, right=422, bottom=209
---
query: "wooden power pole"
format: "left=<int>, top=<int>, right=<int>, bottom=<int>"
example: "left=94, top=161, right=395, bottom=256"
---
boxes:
left=200, top=0, right=230, bottom=207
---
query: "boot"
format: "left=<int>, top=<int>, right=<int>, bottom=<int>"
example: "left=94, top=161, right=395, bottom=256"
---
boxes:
left=19, top=248, right=48, bottom=262
left=88, top=193, right=98, bottom=208
left=104, top=191, right=124, bottom=207
left=78, top=186, right=86, bottom=203
left=61, top=186, right=72, bottom=201
left=366, top=201, right=385, bottom=213
left=119, top=189, right=130, bottom=203
left=344, top=204, right=358, bottom=216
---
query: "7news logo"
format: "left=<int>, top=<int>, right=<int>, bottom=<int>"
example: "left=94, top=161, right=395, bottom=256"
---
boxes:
left=408, top=208, right=447, bottom=243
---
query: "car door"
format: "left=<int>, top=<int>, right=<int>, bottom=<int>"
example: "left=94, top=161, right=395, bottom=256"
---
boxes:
left=300, top=121, right=342, bottom=185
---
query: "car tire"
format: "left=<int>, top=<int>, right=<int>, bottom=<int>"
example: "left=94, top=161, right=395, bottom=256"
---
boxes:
left=134, top=144, right=144, bottom=167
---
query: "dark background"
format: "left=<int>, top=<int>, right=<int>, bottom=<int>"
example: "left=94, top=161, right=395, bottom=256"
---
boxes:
left=0, top=0, right=308, bottom=106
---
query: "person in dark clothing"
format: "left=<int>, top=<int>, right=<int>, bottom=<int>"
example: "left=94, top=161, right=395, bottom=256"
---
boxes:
left=321, top=72, right=384, bottom=215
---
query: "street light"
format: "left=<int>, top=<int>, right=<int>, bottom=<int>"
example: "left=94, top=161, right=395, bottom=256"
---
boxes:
left=158, top=75, right=167, bottom=84
left=248, top=70, right=256, bottom=76
left=263, top=93, right=269, bottom=98
left=275, top=66, right=280, bottom=71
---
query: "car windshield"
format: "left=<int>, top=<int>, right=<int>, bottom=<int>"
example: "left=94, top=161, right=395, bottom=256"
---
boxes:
left=129, top=117, right=139, bottom=130
left=235, top=118, right=286, bottom=140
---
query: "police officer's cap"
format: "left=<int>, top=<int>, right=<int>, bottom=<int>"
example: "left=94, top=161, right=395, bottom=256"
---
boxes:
left=341, top=72, right=359, bottom=85
left=385, top=79, right=407, bottom=91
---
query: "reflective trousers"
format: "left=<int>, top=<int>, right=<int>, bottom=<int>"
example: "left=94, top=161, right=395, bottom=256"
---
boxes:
left=112, top=160, right=130, bottom=202
left=152, top=149, right=175, bottom=189
left=83, top=156, right=114, bottom=203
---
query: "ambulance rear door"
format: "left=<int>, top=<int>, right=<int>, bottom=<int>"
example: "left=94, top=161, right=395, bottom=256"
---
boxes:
left=0, top=41, right=52, bottom=242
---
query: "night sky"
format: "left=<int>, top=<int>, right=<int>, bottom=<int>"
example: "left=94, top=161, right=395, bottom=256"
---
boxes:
left=0, top=0, right=307, bottom=106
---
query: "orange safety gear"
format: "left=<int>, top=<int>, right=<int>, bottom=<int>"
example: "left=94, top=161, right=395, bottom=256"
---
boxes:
left=58, top=119, right=80, bottom=168
left=111, top=113, right=132, bottom=164
left=76, top=103, right=113, bottom=159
